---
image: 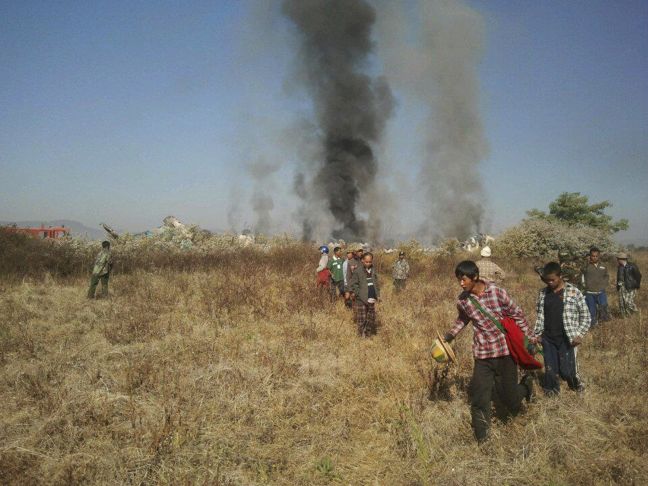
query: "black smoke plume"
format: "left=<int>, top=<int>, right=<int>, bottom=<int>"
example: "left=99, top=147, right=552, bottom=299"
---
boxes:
left=283, top=0, right=393, bottom=241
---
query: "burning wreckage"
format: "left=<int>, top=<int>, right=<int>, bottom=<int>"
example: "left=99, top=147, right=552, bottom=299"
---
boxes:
left=100, top=216, right=269, bottom=250
left=98, top=217, right=494, bottom=255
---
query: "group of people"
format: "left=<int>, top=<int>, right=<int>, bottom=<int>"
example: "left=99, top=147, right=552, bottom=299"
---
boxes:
left=89, top=238, right=641, bottom=444
left=316, top=245, right=410, bottom=336
left=315, top=243, right=642, bottom=443
left=443, top=247, right=641, bottom=443
left=547, top=246, right=642, bottom=323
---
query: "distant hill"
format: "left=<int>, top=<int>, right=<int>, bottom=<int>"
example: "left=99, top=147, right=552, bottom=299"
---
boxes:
left=0, top=219, right=105, bottom=240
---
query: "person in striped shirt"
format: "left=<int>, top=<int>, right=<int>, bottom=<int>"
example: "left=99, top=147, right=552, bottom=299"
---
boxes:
left=443, top=260, right=535, bottom=443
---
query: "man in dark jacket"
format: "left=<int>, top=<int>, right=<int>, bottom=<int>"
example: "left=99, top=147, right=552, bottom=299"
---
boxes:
left=616, top=253, right=641, bottom=317
left=343, top=248, right=360, bottom=309
left=349, top=252, right=380, bottom=337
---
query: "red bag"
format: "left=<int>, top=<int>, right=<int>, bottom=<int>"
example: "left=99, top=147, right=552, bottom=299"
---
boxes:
left=469, top=296, right=542, bottom=370
left=500, top=317, right=543, bottom=370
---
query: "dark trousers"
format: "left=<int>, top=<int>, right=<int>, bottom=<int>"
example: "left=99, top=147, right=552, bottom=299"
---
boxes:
left=88, top=273, right=109, bottom=298
left=541, top=336, right=582, bottom=394
left=393, top=279, right=407, bottom=293
left=329, top=279, right=344, bottom=300
left=470, top=356, right=527, bottom=442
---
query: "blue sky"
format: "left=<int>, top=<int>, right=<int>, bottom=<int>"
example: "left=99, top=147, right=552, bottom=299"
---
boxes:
left=1, top=1, right=646, bottom=242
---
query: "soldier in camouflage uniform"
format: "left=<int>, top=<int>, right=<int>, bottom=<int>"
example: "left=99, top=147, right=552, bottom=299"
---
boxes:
left=392, top=251, right=410, bottom=293
left=534, top=250, right=581, bottom=284
left=616, top=253, right=641, bottom=317
left=87, top=240, right=113, bottom=299
left=558, top=250, right=581, bottom=288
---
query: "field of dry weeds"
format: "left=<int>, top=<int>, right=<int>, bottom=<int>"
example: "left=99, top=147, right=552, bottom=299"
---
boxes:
left=1, top=247, right=647, bottom=485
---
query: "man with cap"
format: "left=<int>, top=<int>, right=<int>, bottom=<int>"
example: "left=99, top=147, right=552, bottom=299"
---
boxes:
left=475, top=246, right=506, bottom=282
left=392, top=251, right=410, bottom=293
left=316, top=245, right=330, bottom=289
left=87, top=240, right=113, bottom=299
left=616, top=253, right=642, bottom=317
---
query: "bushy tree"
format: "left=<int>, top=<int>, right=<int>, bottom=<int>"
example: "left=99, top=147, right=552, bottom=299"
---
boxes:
left=526, top=192, right=628, bottom=234
left=494, top=219, right=618, bottom=258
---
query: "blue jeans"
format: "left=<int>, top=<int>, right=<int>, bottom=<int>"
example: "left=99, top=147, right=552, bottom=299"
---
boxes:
left=585, top=291, right=607, bottom=326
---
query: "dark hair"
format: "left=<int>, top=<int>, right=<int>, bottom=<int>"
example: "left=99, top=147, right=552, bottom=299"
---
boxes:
left=589, top=246, right=600, bottom=254
left=102, top=240, right=110, bottom=248
left=362, top=252, right=373, bottom=260
left=333, top=246, right=341, bottom=253
left=543, top=261, right=562, bottom=277
left=455, top=260, right=479, bottom=279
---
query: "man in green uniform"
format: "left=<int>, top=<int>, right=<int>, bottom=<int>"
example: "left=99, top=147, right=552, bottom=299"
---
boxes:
left=327, top=246, right=345, bottom=300
left=87, top=241, right=113, bottom=299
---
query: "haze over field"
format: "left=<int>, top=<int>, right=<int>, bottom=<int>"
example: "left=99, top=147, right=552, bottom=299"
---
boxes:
left=1, top=1, right=647, bottom=243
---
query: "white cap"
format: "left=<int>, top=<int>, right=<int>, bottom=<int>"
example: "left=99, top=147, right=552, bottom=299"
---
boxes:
left=480, top=246, right=492, bottom=257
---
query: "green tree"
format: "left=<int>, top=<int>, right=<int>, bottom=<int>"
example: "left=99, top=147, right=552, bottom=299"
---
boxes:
left=526, top=192, right=628, bottom=234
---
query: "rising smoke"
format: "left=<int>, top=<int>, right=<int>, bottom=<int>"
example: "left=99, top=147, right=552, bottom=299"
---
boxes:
left=248, top=159, right=279, bottom=235
left=282, top=0, right=394, bottom=241
left=375, top=0, right=488, bottom=241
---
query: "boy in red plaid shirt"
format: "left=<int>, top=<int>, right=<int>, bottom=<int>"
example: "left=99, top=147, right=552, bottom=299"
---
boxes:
left=443, top=260, right=535, bottom=443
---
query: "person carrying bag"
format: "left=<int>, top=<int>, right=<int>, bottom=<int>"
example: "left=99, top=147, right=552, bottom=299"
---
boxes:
left=442, top=260, right=536, bottom=443
left=468, top=296, right=543, bottom=370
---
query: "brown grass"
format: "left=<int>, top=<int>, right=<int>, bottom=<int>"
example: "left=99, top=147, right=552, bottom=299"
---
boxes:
left=1, top=246, right=647, bottom=485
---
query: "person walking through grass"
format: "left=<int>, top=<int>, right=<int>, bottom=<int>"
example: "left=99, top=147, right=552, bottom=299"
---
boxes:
left=316, top=245, right=330, bottom=290
left=343, top=248, right=360, bottom=308
left=581, top=247, right=610, bottom=325
left=442, top=260, right=534, bottom=444
left=349, top=252, right=380, bottom=337
left=327, top=246, right=345, bottom=300
left=475, top=246, right=505, bottom=282
left=87, top=240, right=113, bottom=299
left=616, top=252, right=641, bottom=317
left=392, top=251, right=410, bottom=293
left=534, top=262, right=590, bottom=395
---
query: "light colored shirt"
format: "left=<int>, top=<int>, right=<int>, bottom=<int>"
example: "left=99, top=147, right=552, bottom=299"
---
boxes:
left=316, top=254, right=328, bottom=273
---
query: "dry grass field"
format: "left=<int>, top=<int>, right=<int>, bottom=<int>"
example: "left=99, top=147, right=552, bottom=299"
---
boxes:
left=1, top=243, right=647, bottom=485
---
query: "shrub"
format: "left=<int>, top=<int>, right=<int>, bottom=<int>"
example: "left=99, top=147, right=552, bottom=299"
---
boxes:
left=494, top=219, right=619, bottom=258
